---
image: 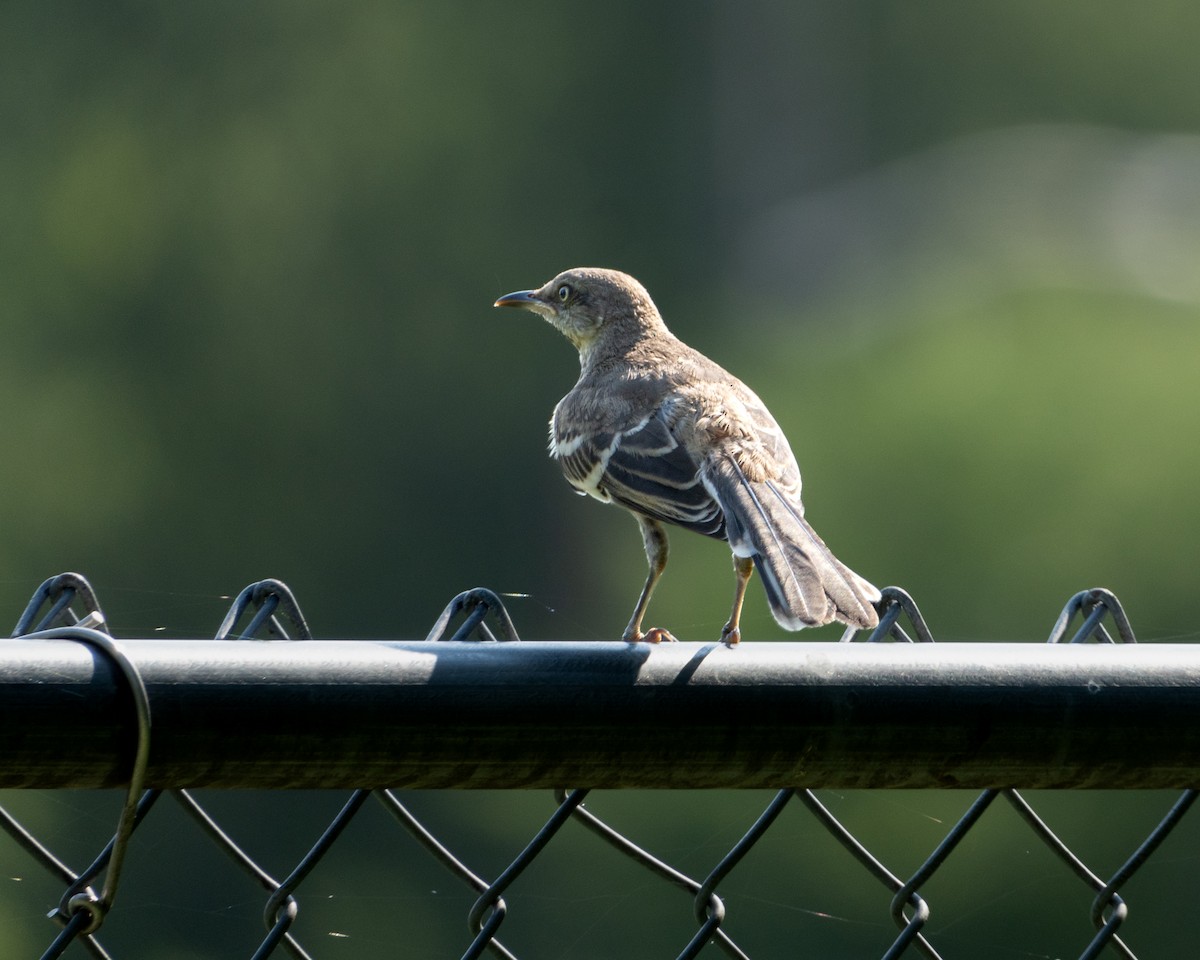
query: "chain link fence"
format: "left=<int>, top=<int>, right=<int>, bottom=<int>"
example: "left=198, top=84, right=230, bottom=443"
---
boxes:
left=1, top=573, right=1197, bottom=959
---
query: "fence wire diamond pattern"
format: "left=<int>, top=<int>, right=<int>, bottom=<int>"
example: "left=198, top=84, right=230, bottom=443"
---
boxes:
left=0, top=573, right=1196, bottom=959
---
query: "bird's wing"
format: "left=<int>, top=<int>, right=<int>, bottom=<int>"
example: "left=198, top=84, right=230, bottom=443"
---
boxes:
left=553, top=398, right=725, bottom=538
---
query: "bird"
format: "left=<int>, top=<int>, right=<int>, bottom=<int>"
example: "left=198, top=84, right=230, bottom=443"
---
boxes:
left=494, top=267, right=880, bottom=644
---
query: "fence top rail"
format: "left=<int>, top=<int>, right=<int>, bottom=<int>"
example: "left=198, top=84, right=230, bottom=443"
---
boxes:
left=1, top=639, right=1197, bottom=790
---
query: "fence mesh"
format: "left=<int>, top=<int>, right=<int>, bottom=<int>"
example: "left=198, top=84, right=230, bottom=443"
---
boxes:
left=1, top=573, right=1197, bottom=959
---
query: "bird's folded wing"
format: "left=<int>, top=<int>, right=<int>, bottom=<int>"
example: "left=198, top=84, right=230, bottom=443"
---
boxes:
left=556, top=407, right=725, bottom=537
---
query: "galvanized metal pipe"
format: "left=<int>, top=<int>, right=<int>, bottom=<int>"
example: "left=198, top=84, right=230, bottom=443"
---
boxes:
left=0, top=639, right=1197, bottom=790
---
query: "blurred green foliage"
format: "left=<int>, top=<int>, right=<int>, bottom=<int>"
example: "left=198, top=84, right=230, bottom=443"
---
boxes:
left=3, top=1, right=1200, bottom=956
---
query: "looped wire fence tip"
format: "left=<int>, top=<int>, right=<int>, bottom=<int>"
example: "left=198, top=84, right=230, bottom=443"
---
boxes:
left=424, top=587, right=520, bottom=642
left=855, top=585, right=935, bottom=644
left=214, top=578, right=312, bottom=641
left=10, top=571, right=107, bottom=637
left=1047, top=587, right=1137, bottom=644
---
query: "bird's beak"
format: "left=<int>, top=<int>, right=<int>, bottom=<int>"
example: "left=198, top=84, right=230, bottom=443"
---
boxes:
left=493, top=289, right=541, bottom=309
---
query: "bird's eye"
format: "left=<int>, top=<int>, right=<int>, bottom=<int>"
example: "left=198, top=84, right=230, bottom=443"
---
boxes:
left=557, top=284, right=572, bottom=302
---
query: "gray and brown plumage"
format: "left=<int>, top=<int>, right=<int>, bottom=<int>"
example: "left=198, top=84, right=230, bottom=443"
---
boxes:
left=494, top=267, right=880, bottom=644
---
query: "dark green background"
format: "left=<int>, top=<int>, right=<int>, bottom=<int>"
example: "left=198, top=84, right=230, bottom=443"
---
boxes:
left=2, top=1, right=1199, bottom=956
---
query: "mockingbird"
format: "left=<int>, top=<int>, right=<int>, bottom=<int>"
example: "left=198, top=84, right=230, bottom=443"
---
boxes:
left=495, top=267, right=880, bottom=644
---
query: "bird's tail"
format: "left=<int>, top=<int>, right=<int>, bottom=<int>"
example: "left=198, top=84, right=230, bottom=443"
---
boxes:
left=705, top=455, right=881, bottom=631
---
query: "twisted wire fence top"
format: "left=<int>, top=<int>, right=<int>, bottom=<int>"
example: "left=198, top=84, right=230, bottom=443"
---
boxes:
left=1, top=573, right=1197, bottom=960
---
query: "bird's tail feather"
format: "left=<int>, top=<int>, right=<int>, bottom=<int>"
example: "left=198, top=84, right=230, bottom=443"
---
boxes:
left=705, top=455, right=881, bottom=630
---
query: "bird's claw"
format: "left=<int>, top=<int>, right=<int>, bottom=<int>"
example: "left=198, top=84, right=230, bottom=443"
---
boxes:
left=720, top=623, right=741, bottom=646
left=626, top=627, right=677, bottom=644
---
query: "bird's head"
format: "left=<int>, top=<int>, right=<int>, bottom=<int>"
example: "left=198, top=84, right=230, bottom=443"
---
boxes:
left=494, top=267, right=664, bottom=355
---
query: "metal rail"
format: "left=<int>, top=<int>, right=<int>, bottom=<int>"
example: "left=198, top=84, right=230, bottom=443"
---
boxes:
left=2, top=638, right=1198, bottom=790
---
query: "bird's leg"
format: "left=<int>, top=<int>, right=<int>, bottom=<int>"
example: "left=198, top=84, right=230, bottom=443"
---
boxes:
left=623, top=516, right=676, bottom=643
left=720, top=554, right=755, bottom=645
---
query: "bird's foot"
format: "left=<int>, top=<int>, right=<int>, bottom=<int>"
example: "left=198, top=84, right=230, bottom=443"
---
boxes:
left=720, top=622, right=741, bottom=646
left=625, top=626, right=677, bottom=644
